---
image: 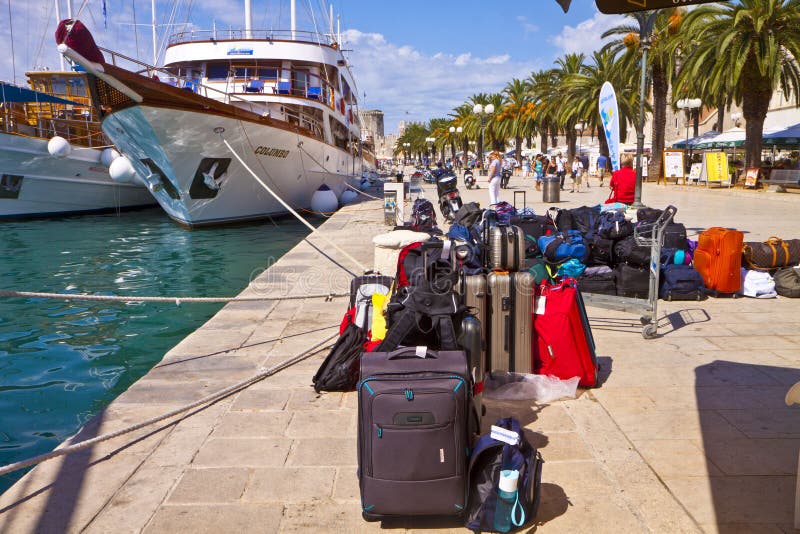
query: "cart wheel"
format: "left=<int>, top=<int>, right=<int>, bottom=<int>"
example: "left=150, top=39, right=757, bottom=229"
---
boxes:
left=642, top=324, right=658, bottom=339
left=640, top=316, right=650, bottom=325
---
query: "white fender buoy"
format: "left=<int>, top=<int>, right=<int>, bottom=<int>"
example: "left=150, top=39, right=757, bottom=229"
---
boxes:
left=310, top=184, right=338, bottom=214
left=340, top=189, right=358, bottom=205
left=100, top=147, right=121, bottom=167
left=47, top=136, right=71, bottom=158
left=109, top=156, right=136, bottom=183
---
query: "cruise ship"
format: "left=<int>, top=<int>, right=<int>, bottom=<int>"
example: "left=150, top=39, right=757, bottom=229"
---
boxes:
left=55, top=3, right=374, bottom=227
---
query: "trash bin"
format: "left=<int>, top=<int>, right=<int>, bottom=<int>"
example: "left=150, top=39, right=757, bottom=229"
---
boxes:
left=543, top=175, right=560, bottom=203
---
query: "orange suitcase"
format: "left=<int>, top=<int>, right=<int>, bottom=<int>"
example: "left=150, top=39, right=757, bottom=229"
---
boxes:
left=693, top=227, right=744, bottom=294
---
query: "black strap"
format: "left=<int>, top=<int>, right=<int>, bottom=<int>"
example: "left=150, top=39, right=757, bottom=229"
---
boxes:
left=509, top=274, right=516, bottom=372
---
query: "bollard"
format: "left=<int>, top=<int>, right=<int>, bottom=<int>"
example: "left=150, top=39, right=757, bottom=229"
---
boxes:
left=543, top=176, right=560, bottom=203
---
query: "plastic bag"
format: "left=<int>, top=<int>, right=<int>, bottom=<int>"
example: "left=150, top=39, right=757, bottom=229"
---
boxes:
left=484, top=372, right=579, bottom=403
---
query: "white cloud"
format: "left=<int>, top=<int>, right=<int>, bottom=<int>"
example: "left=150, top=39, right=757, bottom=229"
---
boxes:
left=549, top=11, right=627, bottom=57
left=342, top=28, right=540, bottom=134
left=516, top=16, right=539, bottom=38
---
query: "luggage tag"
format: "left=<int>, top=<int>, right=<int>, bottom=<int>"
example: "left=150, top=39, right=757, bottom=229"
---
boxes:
left=490, top=425, right=520, bottom=445
left=534, top=295, right=546, bottom=315
left=414, top=346, right=428, bottom=358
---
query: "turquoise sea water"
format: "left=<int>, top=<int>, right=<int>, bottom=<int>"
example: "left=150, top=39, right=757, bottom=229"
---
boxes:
left=0, top=208, right=308, bottom=493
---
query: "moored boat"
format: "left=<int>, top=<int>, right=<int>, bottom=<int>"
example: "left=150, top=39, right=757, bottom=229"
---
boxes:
left=56, top=3, right=374, bottom=227
left=0, top=74, right=156, bottom=219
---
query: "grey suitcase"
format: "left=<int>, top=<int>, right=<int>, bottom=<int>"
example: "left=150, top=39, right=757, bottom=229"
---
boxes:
left=487, top=225, right=525, bottom=271
left=358, top=347, right=473, bottom=519
left=487, top=271, right=535, bottom=374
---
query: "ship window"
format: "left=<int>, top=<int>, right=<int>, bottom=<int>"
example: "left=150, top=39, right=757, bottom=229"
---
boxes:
left=259, top=68, right=279, bottom=81
left=0, top=174, right=23, bottom=199
left=207, top=64, right=229, bottom=80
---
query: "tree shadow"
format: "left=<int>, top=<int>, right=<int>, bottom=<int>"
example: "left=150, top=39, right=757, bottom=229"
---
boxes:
left=694, top=360, right=800, bottom=529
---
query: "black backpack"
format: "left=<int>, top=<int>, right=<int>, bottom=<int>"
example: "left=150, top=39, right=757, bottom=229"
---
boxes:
left=465, top=418, right=543, bottom=532
left=411, top=198, right=437, bottom=228
left=312, top=310, right=366, bottom=392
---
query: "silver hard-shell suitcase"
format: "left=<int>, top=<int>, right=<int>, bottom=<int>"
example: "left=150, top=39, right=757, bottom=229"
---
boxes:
left=487, top=225, right=525, bottom=271
left=487, top=271, right=534, bottom=374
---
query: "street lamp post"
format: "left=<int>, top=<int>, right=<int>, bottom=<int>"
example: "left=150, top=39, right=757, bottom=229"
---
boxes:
left=402, top=142, right=410, bottom=166
left=677, top=98, right=702, bottom=172
left=473, top=103, right=495, bottom=174
left=575, top=121, right=584, bottom=157
left=425, top=137, right=435, bottom=166
left=632, top=10, right=658, bottom=209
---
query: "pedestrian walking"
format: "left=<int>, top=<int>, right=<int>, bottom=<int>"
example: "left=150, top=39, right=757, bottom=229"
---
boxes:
left=534, top=155, right=544, bottom=190
left=522, top=157, right=531, bottom=178
left=556, top=152, right=567, bottom=190
left=487, top=151, right=503, bottom=205
left=596, top=153, right=608, bottom=187
left=571, top=156, right=584, bottom=193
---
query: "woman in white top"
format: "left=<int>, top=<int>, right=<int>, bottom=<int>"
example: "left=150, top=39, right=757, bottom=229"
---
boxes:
left=487, top=151, right=503, bottom=205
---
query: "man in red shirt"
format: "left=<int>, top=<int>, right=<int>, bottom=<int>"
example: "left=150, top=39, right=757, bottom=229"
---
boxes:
left=605, top=154, right=636, bottom=204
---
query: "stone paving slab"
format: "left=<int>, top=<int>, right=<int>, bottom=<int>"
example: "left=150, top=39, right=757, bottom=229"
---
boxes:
left=1, top=172, right=799, bottom=532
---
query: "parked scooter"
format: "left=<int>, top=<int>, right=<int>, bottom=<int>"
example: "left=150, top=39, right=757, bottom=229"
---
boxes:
left=463, top=166, right=478, bottom=189
left=500, top=167, right=513, bottom=189
left=435, top=169, right=463, bottom=222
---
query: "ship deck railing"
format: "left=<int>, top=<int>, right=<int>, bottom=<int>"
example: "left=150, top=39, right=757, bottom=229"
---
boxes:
left=166, top=29, right=337, bottom=47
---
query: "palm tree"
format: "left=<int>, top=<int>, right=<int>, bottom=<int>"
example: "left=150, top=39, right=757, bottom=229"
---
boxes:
left=677, top=0, right=800, bottom=168
left=528, top=69, right=559, bottom=154
left=552, top=53, right=586, bottom=162
left=499, top=78, right=534, bottom=165
left=603, top=8, right=682, bottom=181
left=559, top=49, right=638, bottom=162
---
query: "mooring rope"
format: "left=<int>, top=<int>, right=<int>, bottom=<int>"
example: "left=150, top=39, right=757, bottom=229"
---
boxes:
left=0, top=331, right=338, bottom=477
left=219, top=133, right=367, bottom=273
left=0, top=290, right=349, bottom=304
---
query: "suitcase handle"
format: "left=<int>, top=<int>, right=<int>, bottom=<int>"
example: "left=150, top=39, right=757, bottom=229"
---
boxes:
left=388, top=347, right=438, bottom=360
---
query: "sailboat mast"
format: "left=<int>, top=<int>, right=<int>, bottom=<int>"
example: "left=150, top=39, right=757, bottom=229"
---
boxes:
left=66, top=0, right=72, bottom=19
left=244, top=0, right=252, bottom=39
left=55, top=0, right=65, bottom=70
left=290, top=0, right=296, bottom=40
left=329, top=3, right=334, bottom=38
left=151, top=0, right=157, bottom=65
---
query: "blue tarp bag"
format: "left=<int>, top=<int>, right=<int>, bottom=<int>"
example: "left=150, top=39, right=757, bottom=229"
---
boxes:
left=557, top=258, right=586, bottom=278
left=538, top=230, right=588, bottom=263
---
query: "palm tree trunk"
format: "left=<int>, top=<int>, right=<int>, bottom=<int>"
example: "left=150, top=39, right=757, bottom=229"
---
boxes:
left=692, top=109, right=699, bottom=138
left=450, top=140, right=456, bottom=162
left=598, top=125, right=609, bottom=158
left=742, top=83, right=771, bottom=169
left=715, top=96, right=725, bottom=132
left=540, top=130, right=548, bottom=154
left=567, top=131, right=576, bottom=163
left=648, top=63, right=668, bottom=183
left=515, top=136, right=523, bottom=165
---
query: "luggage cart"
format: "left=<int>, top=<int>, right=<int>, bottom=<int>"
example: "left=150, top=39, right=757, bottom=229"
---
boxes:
left=581, top=205, right=677, bottom=339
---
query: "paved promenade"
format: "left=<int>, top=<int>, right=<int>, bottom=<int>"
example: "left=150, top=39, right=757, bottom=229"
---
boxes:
left=0, top=172, right=799, bottom=533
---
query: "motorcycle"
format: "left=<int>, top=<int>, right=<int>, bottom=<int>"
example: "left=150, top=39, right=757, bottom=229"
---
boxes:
left=500, top=167, right=513, bottom=189
left=463, top=167, right=478, bottom=189
left=435, top=170, right=463, bottom=222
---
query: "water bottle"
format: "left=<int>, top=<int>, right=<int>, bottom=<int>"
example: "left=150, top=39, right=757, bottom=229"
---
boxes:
left=493, top=469, right=519, bottom=533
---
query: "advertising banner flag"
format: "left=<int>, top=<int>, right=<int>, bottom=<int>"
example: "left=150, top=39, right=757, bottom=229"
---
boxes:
left=599, top=82, right=621, bottom=171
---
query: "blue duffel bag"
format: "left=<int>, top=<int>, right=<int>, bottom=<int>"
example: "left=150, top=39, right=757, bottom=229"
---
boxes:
left=538, top=230, right=588, bottom=263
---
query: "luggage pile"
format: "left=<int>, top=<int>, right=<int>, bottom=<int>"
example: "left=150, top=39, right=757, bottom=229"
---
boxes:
left=737, top=236, right=800, bottom=298
left=312, top=200, right=611, bottom=528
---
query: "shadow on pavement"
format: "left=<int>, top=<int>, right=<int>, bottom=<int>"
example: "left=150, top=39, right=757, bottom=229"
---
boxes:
left=694, top=360, right=800, bottom=529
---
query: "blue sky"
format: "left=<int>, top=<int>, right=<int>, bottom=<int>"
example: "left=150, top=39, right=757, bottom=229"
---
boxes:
left=0, top=0, right=626, bottom=133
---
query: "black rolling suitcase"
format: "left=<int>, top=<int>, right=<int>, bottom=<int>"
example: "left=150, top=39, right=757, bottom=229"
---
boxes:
left=615, top=263, right=649, bottom=298
left=358, top=347, right=474, bottom=519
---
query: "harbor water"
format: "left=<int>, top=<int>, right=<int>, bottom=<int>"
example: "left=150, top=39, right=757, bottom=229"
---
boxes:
left=0, top=209, right=309, bottom=493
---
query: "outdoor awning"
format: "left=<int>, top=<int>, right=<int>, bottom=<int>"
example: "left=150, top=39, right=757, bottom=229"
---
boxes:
left=671, top=130, right=719, bottom=149
left=695, top=128, right=746, bottom=149
left=763, top=123, right=800, bottom=147
left=0, top=81, right=80, bottom=105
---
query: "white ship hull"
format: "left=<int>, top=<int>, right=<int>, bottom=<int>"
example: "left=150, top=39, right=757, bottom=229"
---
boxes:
left=103, top=106, right=363, bottom=226
left=0, top=133, right=156, bottom=218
